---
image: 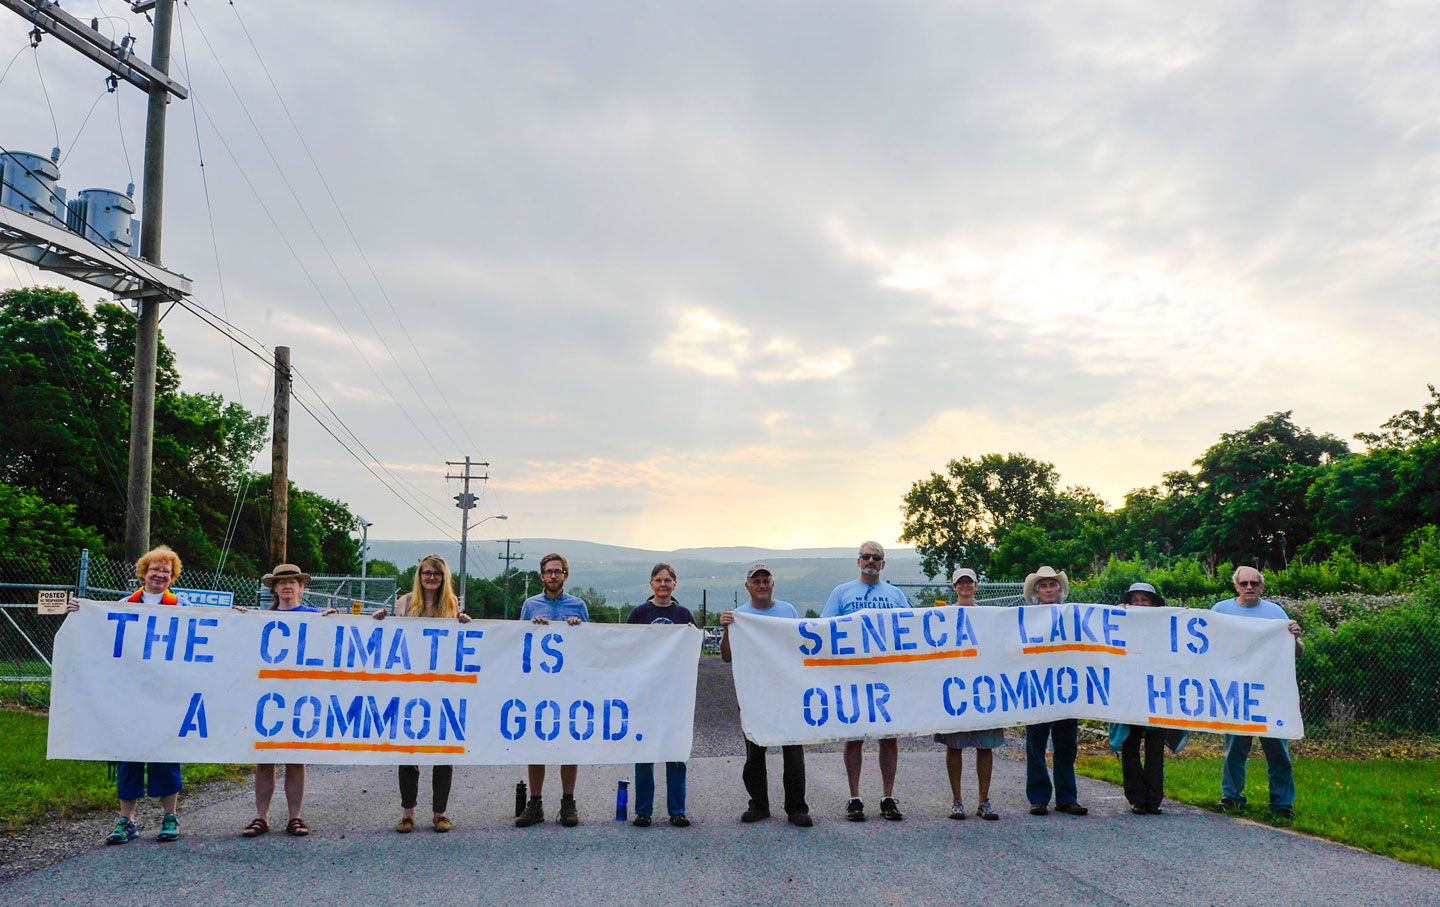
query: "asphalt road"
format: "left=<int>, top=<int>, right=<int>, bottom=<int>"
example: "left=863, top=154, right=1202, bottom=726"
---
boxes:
left=6, top=660, right=1437, bottom=907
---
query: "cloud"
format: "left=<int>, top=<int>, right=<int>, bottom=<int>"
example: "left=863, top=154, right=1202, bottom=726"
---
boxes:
left=653, top=306, right=853, bottom=382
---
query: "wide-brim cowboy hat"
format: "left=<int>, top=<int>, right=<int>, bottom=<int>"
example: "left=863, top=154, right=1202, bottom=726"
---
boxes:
left=1022, top=566, right=1069, bottom=603
left=262, top=564, right=311, bottom=587
left=1120, top=581, right=1166, bottom=607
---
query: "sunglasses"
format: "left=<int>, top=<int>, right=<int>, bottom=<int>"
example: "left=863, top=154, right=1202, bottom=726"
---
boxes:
left=1237, top=580, right=1262, bottom=587
left=859, top=554, right=884, bottom=562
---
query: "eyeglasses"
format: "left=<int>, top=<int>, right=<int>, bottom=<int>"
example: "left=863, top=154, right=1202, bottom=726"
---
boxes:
left=1237, top=580, right=1262, bottom=587
left=859, top=554, right=884, bottom=562
left=420, top=571, right=444, bottom=579
left=542, top=569, right=566, bottom=576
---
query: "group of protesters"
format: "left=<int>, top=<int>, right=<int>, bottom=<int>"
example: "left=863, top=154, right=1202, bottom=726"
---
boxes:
left=68, top=539, right=1303, bottom=843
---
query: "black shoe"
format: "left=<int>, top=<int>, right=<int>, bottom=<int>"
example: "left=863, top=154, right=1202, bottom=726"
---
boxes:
left=1271, top=806, right=1294, bottom=819
left=879, top=797, right=904, bottom=821
left=740, top=807, right=771, bottom=823
left=558, top=795, right=579, bottom=827
left=1055, top=802, right=1088, bottom=816
left=669, top=814, right=690, bottom=827
left=1218, top=797, right=1240, bottom=812
left=1130, top=804, right=1147, bottom=815
left=515, top=797, right=545, bottom=828
left=632, top=814, right=651, bottom=827
left=845, top=798, right=866, bottom=822
left=1146, top=806, right=1164, bottom=815
left=1030, top=804, right=1049, bottom=816
left=787, top=812, right=813, bottom=827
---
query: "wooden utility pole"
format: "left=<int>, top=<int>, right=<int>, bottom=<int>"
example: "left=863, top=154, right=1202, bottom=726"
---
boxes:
left=269, top=346, right=291, bottom=563
left=446, top=457, right=489, bottom=609
left=124, top=0, right=176, bottom=561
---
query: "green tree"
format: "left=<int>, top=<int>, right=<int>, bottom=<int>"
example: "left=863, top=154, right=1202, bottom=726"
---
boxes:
left=0, top=482, right=105, bottom=571
left=1355, top=384, right=1440, bottom=450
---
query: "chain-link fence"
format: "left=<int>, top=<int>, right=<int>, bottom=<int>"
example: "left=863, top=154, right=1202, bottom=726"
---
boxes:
left=0, top=551, right=396, bottom=697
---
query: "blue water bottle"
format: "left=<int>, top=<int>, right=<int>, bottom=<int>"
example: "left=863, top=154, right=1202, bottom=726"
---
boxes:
left=615, top=779, right=629, bottom=821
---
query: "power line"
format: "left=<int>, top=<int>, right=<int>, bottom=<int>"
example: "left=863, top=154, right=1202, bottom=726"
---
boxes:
left=224, top=0, right=488, bottom=460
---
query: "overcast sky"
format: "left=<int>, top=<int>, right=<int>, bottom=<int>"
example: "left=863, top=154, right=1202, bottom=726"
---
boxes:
left=3, top=1, right=1437, bottom=551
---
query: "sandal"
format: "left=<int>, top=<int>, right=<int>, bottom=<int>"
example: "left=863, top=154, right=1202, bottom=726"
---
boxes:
left=286, top=817, right=310, bottom=837
left=241, top=818, right=269, bottom=838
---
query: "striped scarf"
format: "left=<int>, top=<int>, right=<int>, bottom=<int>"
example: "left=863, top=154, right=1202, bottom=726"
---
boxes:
left=126, top=588, right=179, bottom=605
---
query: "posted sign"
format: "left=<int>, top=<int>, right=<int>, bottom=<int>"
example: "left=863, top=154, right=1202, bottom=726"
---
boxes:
left=48, top=602, right=701, bottom=765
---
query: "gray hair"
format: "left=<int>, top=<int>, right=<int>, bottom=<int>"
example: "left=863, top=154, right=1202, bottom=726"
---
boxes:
left=858, top=541, right=885, bottom=558
left=1231, top=565, right=1263, bottom=584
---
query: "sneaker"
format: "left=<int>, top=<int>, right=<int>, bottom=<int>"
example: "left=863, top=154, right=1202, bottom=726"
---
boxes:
left=558, top=794, right=580, bottom=827
left=669, top=814, right=690, bottom=827
left=515, top=797, right=545, bottom=828
left=633, top=814, right=652, bottom=827
left=949, top=801, right=967, bottom=820
left=156, top=813, right=179, bottom=842
left=740, top=807, right=771, bottom=823
left=975, top=800, right=999, bottom=821
left=105, top=817, right=138, bottom=845
left=879, top=797, right=904, bottom=821
left=787, top=812, right=814, bottom=827
left=1272, top=806, right=1294, bottom=819
left=1218, top=797, right=1240, bottom=812
left=1055, top=802, right=1088, bottom=816
left=845, top=798, right=866, bottom=822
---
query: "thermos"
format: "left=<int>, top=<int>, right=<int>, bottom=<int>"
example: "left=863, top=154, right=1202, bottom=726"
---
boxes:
left=515, top=781, right=527, bottom=817
left=615, top=779, right=629, bottom=821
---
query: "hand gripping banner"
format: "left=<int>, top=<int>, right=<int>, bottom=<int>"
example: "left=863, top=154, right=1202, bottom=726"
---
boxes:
left=48, top=602, right=701, bottom=765
left=730, top=604, right=1303, bottom=747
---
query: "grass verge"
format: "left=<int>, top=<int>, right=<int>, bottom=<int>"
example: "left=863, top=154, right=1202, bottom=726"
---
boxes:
left=2, top=709, right=245, bottom=832
left=1076, top=753, right=1440, bottom=870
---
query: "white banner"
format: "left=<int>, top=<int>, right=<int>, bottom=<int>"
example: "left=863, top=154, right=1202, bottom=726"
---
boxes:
left=730, top=604, right=1303, bottom=746
left=48, top=602, right=701, bottom=765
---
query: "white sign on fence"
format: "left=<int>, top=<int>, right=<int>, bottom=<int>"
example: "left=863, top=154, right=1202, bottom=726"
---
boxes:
left=37, top=590, right=69, bottom=615
left=172, top=588, right=235, bottom=608
left=48, top=602, right=701, bottom=765
left=730, top=604, right=1303, bottom=746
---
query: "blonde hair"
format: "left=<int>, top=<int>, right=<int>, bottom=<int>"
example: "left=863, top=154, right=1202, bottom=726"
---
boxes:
left=408, top=555, right=460, bottom=618
left=135, top=546, right=182, bottom=583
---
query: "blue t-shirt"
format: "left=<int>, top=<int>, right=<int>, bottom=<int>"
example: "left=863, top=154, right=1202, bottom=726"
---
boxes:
left=627, top=600, right=696, bottom=626
left=272, top=604, right=321, bottom=613
left=520, top=592, right=590, bottom=622
left=736, top=599, right=798, bottom=619
left=820, top=579, right=910, bottom=618
left=1211, top=597, right=1289, bottom=621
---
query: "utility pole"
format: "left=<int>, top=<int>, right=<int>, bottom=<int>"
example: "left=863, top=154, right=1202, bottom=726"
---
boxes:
left=446, top=457, right=488, bottom=609
left=497, top=539, right=524, bottom=620
left=269, top=346, right=290, bottom=563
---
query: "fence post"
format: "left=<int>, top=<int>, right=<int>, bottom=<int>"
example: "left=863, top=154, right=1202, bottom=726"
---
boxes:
left=77, top=548, right=91, bottom=599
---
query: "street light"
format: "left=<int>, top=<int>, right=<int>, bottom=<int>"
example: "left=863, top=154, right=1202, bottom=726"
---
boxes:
left=458, top=513, right=507, bottom=610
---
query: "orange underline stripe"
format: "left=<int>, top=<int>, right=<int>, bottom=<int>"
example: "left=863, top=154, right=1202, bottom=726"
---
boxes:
left=255, top=741, right=466, bottom=754
left=1149, top=717, right=1268, bottom=733
left=804, top=649, right=978, bottom=667
left=256, top=669, right=477, bottom=683
left=1021, top=644, right=1127, bottom=655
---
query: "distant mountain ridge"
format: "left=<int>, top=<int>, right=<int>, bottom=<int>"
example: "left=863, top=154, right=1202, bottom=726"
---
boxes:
left=366, top=538, right=933, bottom=615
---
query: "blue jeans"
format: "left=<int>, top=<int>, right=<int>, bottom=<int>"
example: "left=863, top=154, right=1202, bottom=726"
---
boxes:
left=1026, top=720, right=1078, bottom=806
left=116, top=762, right=182, bottom=801
left=634, top=762, right=687, bottom=817
left=1222, top=734, right=1294, bottom=809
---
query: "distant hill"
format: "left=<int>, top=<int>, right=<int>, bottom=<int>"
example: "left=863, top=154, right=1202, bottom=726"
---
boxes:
left=366, top=539, right=938, bottom=616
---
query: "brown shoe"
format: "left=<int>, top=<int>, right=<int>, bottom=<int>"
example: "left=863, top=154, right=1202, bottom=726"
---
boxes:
left=515, top=797, right=545, bottom=828
left=433, top=815, right=452, bottom=833
left=286, top=817, right=310, bottom=836
left=241, top=818, right=269, bottom=838
left=395, top=815, right=415, bottom=833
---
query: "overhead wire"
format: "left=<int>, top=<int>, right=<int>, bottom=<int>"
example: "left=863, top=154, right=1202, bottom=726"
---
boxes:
left=224, top=0, right=488, bottom=460
left=181, top=4, right=465, bottom=461
left=30, top=45, right=60, bottom=151
left=58, top=83, right=112, bottom=167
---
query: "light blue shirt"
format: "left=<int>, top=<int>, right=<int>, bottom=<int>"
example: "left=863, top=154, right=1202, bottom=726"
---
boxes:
left=820, top=579, right=910, bottom=618
left=1211, top=597, right=1289, bottom=621
left=519, top=592, right=590, bottom=622
left=736, top=599, right=798, bottom=619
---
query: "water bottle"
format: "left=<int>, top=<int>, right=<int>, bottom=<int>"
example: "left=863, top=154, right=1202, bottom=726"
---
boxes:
left=615, top=779, right=629, bottom=821
left=515, top=781, right=527, bottom=817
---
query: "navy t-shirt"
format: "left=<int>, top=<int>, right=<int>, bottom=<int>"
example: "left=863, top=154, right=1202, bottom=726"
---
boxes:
left=627, top=600, right=696, bottom=626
